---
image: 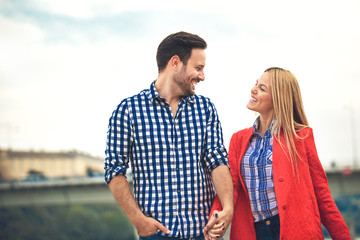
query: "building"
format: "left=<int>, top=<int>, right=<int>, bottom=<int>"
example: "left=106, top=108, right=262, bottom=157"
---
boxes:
left=0, top=148, right=104, bottom=182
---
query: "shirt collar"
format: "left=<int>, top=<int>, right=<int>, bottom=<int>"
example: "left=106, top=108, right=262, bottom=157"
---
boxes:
left=252, top=117, right=275, bottom=137
left=185, top=95, right=195, bottom=104
left=145, top=81, right=195, bottom=104
left=145, top=81, right=160, bottom=102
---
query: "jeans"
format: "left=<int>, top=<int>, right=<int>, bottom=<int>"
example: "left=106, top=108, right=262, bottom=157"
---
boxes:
left=254, top=214, right=280, bottom=240
left=139, top=234, right=205, bottom=240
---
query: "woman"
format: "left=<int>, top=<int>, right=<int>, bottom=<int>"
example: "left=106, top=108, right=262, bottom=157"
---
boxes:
left=206, top=67, right=350, bottom=240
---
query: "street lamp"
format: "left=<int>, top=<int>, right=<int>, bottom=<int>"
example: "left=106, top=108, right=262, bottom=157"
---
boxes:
left=345, top=105, right=358, bottom=170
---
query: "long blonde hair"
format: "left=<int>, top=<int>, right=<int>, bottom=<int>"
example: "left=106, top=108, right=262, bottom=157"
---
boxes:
left=265, top=67, right=309, bottom=176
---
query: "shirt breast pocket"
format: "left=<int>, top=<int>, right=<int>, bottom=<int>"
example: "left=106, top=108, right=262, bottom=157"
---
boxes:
left=266, top=149, right=273, bottom=165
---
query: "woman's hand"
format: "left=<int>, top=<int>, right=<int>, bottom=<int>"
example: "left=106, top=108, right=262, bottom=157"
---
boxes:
left=204, top=210, right=232, bottom=240
left=206, top=221, right=226, bottom=239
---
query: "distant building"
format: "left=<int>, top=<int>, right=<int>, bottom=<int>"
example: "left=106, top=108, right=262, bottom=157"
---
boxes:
left=0, top=149, right=104, bottom=181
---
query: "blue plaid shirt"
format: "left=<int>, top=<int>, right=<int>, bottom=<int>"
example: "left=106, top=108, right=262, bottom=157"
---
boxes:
left=240, top=118, right=279, bottom=222
left=104, top=82, right=228, bottom=238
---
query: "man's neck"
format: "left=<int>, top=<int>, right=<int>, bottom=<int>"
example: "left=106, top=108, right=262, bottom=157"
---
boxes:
left=155, top=75, right=182, bottom=106
left=155, top=75, right=182, bottom=118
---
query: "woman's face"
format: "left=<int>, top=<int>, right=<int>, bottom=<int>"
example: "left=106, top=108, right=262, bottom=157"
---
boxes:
left=247, top=71, right=274, bottom=118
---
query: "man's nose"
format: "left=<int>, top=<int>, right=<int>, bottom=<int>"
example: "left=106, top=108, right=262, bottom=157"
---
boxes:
left=198, top=72, right=205, bottom=81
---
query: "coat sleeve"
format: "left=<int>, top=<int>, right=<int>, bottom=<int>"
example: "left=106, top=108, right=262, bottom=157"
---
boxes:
left=305, top=128, right=351, bottom=240
left=210, top=132, right=241, bottom=216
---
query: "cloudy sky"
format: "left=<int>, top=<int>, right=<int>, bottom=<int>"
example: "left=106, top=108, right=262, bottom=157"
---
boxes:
left=1, top=0, right=359, bottom=169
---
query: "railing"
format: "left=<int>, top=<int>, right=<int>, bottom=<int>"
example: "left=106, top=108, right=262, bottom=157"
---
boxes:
left=0, top=169, right=359, bottom=208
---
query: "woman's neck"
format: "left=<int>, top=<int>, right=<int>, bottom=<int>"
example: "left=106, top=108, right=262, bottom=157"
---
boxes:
left=258, top=115, right=273, bottom=137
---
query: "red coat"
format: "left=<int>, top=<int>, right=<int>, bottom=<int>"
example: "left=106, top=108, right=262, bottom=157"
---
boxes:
left=211, top=127, right=350, bottom=240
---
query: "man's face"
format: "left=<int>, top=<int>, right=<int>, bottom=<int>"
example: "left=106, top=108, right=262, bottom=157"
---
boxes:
left=174, top=48, right=205, bottom=96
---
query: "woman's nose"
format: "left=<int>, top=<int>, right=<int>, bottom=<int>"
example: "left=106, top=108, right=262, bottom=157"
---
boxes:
left=251, top=86, right=257, bottom=94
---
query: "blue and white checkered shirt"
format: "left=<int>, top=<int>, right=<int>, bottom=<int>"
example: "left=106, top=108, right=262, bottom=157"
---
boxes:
left=105, top=82, right=228, bottom=238
left=240, top=118, right=279, bottom=222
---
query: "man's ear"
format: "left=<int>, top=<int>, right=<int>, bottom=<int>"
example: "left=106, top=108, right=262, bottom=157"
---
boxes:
left=169, top=55, right=183, bottom=72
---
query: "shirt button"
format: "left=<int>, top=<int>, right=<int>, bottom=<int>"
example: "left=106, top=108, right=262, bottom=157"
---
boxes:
left=283, top=205, right=287, bottom=210
left=279, top=177, right=284, bottom=182
left=266, top=220, right=271, bottom=225
left=177, top=190, right=180, bottom=193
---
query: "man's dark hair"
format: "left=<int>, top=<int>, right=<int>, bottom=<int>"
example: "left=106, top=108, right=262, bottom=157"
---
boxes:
left=156, top=31, right=207, bottom=73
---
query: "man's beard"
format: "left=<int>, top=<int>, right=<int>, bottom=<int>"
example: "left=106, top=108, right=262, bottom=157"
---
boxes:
left=173, top=65, right=194, bottom=97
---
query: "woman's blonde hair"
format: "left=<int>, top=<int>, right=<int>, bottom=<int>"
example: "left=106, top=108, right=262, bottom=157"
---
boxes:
left=265, top=67, right=309, bottom=176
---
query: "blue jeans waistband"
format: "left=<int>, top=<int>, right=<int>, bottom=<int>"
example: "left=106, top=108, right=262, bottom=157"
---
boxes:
left=139, top=234, right=204, bottom=240
left=254, top=214, right=280, bottom=240
left=254, top=214, right=280, bottom=226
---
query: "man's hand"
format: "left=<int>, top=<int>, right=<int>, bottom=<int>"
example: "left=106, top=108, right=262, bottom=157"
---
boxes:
left=108, top=176, right=171, bottom=237
left=203, top=209, right=233, bottom=240
left=135, top=215, right=171, bottom=237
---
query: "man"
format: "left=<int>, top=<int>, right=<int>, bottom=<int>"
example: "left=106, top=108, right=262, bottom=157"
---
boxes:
left=104, top=31, right=233, bottom=240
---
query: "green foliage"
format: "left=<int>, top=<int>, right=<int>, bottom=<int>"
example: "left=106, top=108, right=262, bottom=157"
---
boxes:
left=0, top=204, right=136, bottom=240
left=3, top=195, right=358, bottom=239
left=322, top=194, right=360, bottom=238
left=335, top=194, right=360, bottom=237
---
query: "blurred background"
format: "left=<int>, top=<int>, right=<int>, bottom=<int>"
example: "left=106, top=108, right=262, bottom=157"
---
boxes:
left=0, top=0, right=359, bottom=239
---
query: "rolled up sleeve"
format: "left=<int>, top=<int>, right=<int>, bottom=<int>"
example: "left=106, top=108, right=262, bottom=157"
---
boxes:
left=104, top=100, right=132, bottom=184
left=204, top=100, right=229, bottom=172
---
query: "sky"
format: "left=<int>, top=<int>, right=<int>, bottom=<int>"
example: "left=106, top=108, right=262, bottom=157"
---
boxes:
left=0, top=0, right=359, bottom=170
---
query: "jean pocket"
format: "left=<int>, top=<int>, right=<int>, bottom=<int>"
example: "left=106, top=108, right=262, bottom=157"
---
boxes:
left=139, top=232, right=158, bottom=240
